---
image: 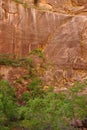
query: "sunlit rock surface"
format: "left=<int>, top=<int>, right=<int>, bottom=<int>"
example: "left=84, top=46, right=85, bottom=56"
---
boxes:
left=0, top=0, right=87, bottom=86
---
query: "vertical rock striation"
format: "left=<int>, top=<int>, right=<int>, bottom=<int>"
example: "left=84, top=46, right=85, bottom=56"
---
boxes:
left=0, top=0, right=87, bottom=85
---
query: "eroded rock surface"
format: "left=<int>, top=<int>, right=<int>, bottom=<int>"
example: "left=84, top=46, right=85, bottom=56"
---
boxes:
left=0, top=0, right=87, bottom=86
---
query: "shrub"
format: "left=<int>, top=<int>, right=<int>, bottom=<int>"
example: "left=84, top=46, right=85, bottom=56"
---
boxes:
left=0, top=79, right=87, bottom=130
left=29, top=48, right=45, bottom=59
left=0, top=80, right=18, bottom=129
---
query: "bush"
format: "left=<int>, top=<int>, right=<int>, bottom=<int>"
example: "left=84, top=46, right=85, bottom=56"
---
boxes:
left=0, top=79, right=87, bottom=130
left=0, top=80, right=18, bottom=129
left=18, top=81, right=87, bottom=130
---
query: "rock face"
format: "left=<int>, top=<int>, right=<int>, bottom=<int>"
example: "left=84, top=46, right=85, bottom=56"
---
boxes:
left=71, top=0, right=87, bottom=6
left=0, top=0, right=87, bottom=86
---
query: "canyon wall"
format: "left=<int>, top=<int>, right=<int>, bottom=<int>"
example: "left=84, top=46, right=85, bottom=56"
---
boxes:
left=0, top=0, right=87, bottom=86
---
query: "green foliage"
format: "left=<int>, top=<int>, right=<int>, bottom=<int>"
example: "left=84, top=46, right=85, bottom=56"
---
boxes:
left=0, top=50, right=45, bottom=67
left=22, top=78, right=45, bottom=101
left=0, top=79, right=87, bottom=130
left=0, top=80, right=18, bottom=129
left=0, top=54, right=17, bottom=66
left=18, top=81, right=87, bottom=130
left=68, top=81, right=87, bottom=119
left=30, top=48, right=45, bottom=59
left=0, top=54, right=33, bottom=68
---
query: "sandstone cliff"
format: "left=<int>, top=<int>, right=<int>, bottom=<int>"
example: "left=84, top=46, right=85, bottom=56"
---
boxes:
left=0, top=0, right=87, bottom=87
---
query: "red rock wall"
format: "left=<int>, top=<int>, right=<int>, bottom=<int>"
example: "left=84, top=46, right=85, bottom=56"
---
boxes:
left=0, top=0, right=87, bottom=69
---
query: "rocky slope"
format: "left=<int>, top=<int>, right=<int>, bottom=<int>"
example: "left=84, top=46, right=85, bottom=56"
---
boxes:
left=0, top=0, right=87, bottom=87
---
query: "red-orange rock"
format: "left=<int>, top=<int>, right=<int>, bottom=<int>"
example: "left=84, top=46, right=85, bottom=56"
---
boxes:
left=0, top=0, right=87, bottom=85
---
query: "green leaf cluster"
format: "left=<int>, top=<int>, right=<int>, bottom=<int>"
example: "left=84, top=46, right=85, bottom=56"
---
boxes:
left=0, top=79, right=87, bottom=130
